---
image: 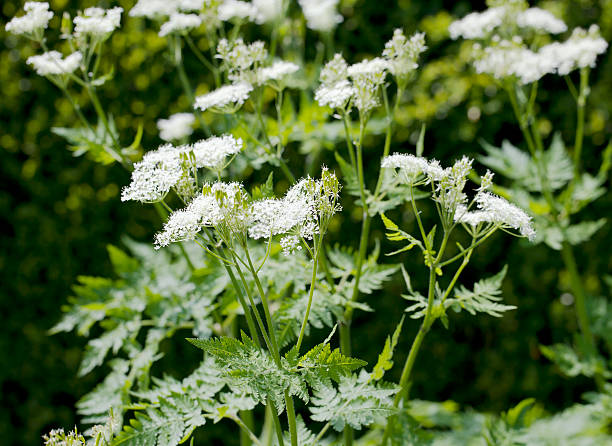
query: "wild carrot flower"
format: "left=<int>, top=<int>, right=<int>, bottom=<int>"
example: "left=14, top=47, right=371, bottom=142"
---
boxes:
left=27, top=51, right=83, bottom=76
left=73, top=7, right=123, bottom=38
left=159, top=12, right=203, bottom=37
left=5, top=2, right=53, bottom=38
left=157, top=113, right=195, bottom=142
left=194, top=82, right=253, bottom=113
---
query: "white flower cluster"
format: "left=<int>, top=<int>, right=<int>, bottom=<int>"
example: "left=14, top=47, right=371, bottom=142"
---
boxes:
left=194, top=82, right=254, bottom=113
left=473, top=25, right=608, bottom=84
left=449, top=6, right=507, bottom=40
left=154, top=182, right=247, bottom=248
left=43, top=428, right=86, bottom=446
left=155, top=170, right=340, bottom=253
left=121, top=135, right=243, bottom=203
left=516, top=7, right=567, bottom=34
left=5, top=2, right=53, bottom=37
left=73, top=7, right=123, bottom=38
left=382, top=29, right=427, bottom=80
left=315, top=54, right=354, bottom=109
left=192, top=135, right=243, bottom=170
left=382, top=153, right=535, bottom=240
left=26, top=51, right=82, bottom=76
left=455, top=192, right=535, bottom=240
left=216, top=38, right=268, bottom=83
left=216, top=0, right=281, bottom=24
left=258, top=60, right=300, bottom=84
left=159, top=12, right=202, bottom=37
left=449, top=5, right=566, bottom=40
left=298, top=0, right=343, bottom=32
left=251, top=0, right=283, bottom=24
left=316, top=29, right=425, bottom=112
left=129, top=0, right=205, bottom=18
left=157, top=113, right=195, bottom=141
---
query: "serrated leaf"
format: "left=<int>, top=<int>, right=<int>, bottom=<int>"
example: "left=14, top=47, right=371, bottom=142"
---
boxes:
left=296, top=343, right=366, bottom=387
left=447, top=266, right=516, bottom=317
left=371, top=316, right=404, bottom=381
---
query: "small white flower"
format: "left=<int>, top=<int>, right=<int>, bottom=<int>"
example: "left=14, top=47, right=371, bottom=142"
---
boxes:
left=159, top=12, right=202, bottom=37
left=280, top=234, right=302, bottom=255
left=258, top=61, right=300, bottom=84
left=454, top=204, right=495, bottom=227
left=298, top=0, right=343, bottom=32
left=191, top=134, right=243, bottom=170
left=26, top=51, right=82, bottom=76
left=320, top=53, right=349, bottom=85
left=73, top=7, right=123, bottom=38
left=5, top=2, right=53, bottom=37
left=381, top=153, right=431, bottom=179
left=516, top=7, right=567, bottom=34
left=539, top=26, right=608, bottom=75
left=194, top=82, right=253, bottom=113
left=157, top=113, right=195, bottom=141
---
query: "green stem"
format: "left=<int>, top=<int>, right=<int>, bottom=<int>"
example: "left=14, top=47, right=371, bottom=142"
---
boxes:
left=560, top=242, right=604, bottom=390
left=184, top=34, right=221, bottom=87
left=232, top=413, right=260, bottom=446
left=296, top=239, right=322, bottom=352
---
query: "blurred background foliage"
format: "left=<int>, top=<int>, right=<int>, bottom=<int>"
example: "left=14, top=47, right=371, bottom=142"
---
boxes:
left=1, top=0, right=611, bottom=444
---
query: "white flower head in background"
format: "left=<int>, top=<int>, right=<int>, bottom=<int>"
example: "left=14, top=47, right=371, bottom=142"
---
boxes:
left=130, top=0, right=205, bottom=18
left=73, top=7, right=123, bottom=38
left=383, top=29, right=427, bottom=81
left=5, top=2, right=53, bottom=38
left=258, top=60, right=300, bottom=85
left=298, top=0, right=343, bottom=32
left=157, top=113, right=195, bottom=141
left=191, top=135, right=243, bottom=171
left=538, top=25, right=608, bottom=75
left=216, top=38, right=269, bottom=83
left=448, top=6, right=507, bottom=40
left=315, top=79, right=354, bottom=109
left=159, top=12, right=202, bottom=37
left=217, top=0, right=256, bottom=22
left=26, top=51, right=82, bottom=76
left=194, top=82, right=253, bottom=113
left=516, top=7, right=567, bottom=34
left=252, top=0, right=283, bottom=24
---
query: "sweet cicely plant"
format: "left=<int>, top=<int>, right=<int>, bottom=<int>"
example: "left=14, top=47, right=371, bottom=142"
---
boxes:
left=6, top=0, right=610, bottom=445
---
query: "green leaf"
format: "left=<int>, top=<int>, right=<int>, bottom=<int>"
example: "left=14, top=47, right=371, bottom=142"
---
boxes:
left=310, top=371, right=398, bottom=431
left=539, top=343, right=610, bottom=379
left=107, top=245, right=140, bottom=277
left=371, top=316, right=404, bottom=381
left=112, top=395, right=206, bottom=446
left=187, top=334, right=308, bottom=412
left=79, top=323, right=138, bottom=376
left=335, top=152, right=360, bottom=197
left=447, top=266, right=516, bottom=317
left=296, top=343, right=366, bottom=387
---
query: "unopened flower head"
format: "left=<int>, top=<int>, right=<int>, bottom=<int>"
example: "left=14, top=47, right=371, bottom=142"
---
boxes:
left=475, top=192, right=535, bottom=240
left=157, top=113, right=195, bottom=141
left=191, top=134, right=243, bottom=171
left=27, top=51, right=82, bottom=76
left=194, top=82, right=253, bottom=113
left=5, top=2, right=53, bottom=38
left=159, top=12, right=202, bottom=37
left=298, top=0, right=343, bottom=32
left=43, top=427, right=86, bottom=446
left=73, top=7, right=123, bottom=38
left=516, top=7, right=567, bottom=34
left=258, top=61, right=300, bottom=84
left=121, top=144, right=185, bottom=203
left=154, top=182, right=248, bottom=248
left=383, top=29, right=427, bottom=79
